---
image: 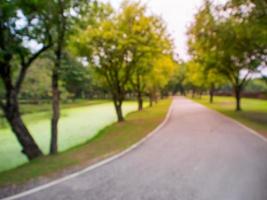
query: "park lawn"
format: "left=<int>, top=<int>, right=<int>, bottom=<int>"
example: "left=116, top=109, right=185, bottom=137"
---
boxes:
left=0, top=100, right=141, bottom=172
left=0, top=98, right=171, bottom=187
left=192, top=96, right=267, bottom=138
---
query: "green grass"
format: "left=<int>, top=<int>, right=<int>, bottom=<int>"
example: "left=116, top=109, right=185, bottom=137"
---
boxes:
left=191, top=96, right=267, bottom=137
left=0, top=100, right=145, bottom=172
left=0, top=98, right=171, bottom=186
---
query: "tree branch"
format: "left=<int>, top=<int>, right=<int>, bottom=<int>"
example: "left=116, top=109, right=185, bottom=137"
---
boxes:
left=240, top=70, right=251, bottom=89
left=15, top=43, right=52, bottom=93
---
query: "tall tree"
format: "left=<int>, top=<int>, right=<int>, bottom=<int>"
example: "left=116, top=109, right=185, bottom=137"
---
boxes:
left=183, top=61, right=206, bottom=98
left=49, top=0, right=67, bottom=154
left=72, top=2, right=162, bottom=121
left=72, top=1, right=175, bottom=120
left=0, top=1, right=52, bottom=159
left=145, top=55, right=176, bottom=106
left=205, top=69, right=226, bottom=103
left=187, top=1, right=225, bottom=100
left=187, top=0, right=262, bottom=110
left=129, top=11, right=174, bottom=111
left=48, top=0, right=94, bottom=154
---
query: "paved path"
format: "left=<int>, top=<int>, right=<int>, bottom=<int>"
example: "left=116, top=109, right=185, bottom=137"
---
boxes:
left=9, top=97, right=267, bottom=200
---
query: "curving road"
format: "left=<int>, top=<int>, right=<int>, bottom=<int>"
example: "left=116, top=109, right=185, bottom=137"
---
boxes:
left=7, top=97, right=267, bottom=200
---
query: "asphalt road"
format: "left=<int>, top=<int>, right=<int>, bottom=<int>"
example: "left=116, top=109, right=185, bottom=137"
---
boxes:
left=10, top=97, right=267, bottom=200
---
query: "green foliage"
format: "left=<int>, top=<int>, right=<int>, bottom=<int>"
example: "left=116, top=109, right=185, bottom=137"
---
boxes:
left=186, top=0, right=266, bottom=109
left=71, top=0, right=175, bottom=119
left=0, top=0, right=52, bottom=65
left=186, top=1, right=227, bottom=93
left=244, top=78, right=267, bottom=92
left=71, top=2, right=134, bottom=98
left=60, top=54, right=93, bottom=98
left=184, top=61, right=206, bottom=89
left=146, top=55, right=176, bottom=93
left=0, top=0, right=52, bottom=95
left=21, top=59, right=51, bottom=101
left=126, top=5, right=175, bottom=100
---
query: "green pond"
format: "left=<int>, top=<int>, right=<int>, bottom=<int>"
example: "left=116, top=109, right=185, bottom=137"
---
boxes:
left=0, top=101, right=140, bottom=172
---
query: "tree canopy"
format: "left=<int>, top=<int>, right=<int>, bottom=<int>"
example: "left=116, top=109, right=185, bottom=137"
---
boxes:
left=186, top=0, right=267, bottom=110
left=71, top=1, right=175, bottom=121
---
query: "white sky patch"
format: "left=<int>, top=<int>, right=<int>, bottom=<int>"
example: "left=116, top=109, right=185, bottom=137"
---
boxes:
left=23, top=39, right=43, bottom=53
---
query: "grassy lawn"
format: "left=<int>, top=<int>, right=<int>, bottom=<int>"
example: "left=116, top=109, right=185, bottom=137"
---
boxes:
left=192, top=96, right=267, bottom=138
left=0, top=100, right=144, bottom=172
left=0, top=98, right=171, bottom=187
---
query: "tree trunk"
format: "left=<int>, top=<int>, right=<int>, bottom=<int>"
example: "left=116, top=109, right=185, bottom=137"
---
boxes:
left=135, top=73, right=143, bottom=111
left=4, top=91, right=43, bottom=160
left=50, top=67, right=60, bottom=154
left=209, top=90, right=214, bottom=104
left=137, top=91, right=143, bottom=111
left=209, top=84, right=214, bottom=104
left=234, top=86, right=242, bottom=111
left=199, top=91, right=203, bottom=99
left=181, top=87, right=185, bottom=96
left=50, top=0, right=65, bottom=155
left=154, top=93, right=158, bottom=104
left=113, top=99, right=124, bottom=122
left=149, top=93, right=153, bottom=107
left=160, top=92, right=164, bottom=99
left=192, top=88, right=196, bottom=98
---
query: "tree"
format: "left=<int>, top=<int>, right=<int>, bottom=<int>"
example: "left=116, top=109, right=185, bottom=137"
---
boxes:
left=216, top=20, right=260, bottom=110
left=187, top=0, right=262, bottom=111
left=145, top=55, right=176, bottom=106
left=71, top=4, right=124, bottom=121
left=0, top=1, right=52, bottom=160
left=183, top=61, right=206, bottom=98
left=165, top=61, right=187, bottom=96
left=116, top=1, right=174, bottom=112
left=72, top=1, right=172, bottom=121
left=205, top=69, right=226, bottom=103
left=187, top=1, right=225, bottom=101
left=60, top=54, right=93, bottom=98
left=126, top=4, right=173, bottom=111
left=48, top=0, right=94, bottom=154
left=48, top=0, right=70, bottom=155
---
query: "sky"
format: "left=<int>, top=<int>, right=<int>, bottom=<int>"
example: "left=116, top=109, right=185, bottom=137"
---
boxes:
left=100, top=0, right=217, bottom=60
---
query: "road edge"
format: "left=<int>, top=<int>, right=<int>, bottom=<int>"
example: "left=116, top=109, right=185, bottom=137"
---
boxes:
left=2, top=99, right=174, bottom=200
left=190, top=98, right=267, bottom=143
